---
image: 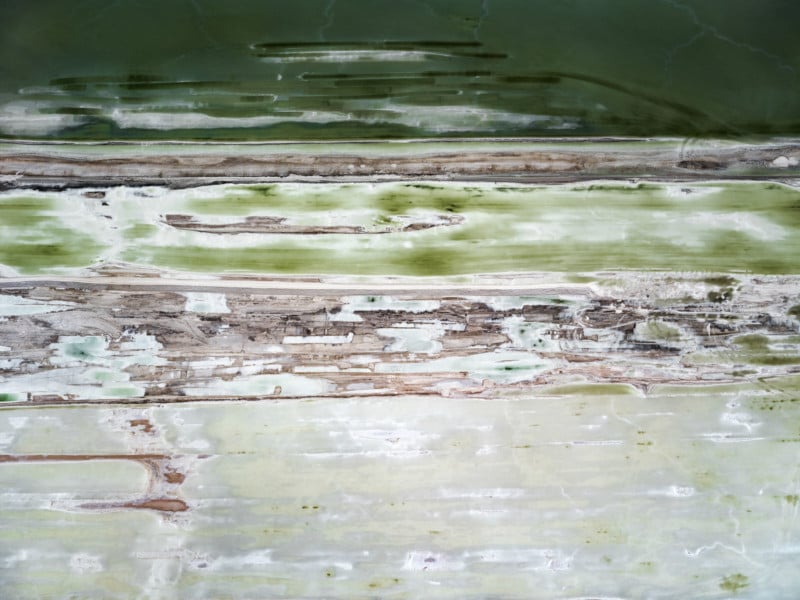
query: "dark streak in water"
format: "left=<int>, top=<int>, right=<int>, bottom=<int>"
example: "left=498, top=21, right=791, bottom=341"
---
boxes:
left=533, top=70, right=729, bottom=130
left=50, top=74, right=166, bottom=86
left=500, top=76, right=562, bottom=85
left=302, top=71, right=493, bottom=79
left=250, top=41, right=484, bottom=50
left=41, top=107, right=104, bottom=116
left=453, top=52, right=509, bottom=59
left=330, top=77, right=436, bottom=88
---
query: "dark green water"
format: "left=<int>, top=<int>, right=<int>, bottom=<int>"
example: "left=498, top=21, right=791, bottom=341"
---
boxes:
left=0, top=0, right=797, bottom=140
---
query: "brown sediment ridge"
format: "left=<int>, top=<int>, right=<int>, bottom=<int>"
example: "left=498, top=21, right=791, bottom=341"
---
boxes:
left=0, top=453, right=169, bottom=462
left=129, top=418, right=155, bottom=433
left=0, top=276, right=798, bottom=408
left=0, top=452, right=193, bottom=514
left=164, top=470, right=186, bottom=484
left=127, top=498, right=188, bottom=512
left=80, top=498, right=189, bottom=513
left=0, top=140, right=798, bottom=188
left=163, top=213, right=463, bottom=234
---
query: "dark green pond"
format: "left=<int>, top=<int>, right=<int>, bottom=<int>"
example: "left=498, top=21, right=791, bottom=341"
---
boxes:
left=0, top=0, right=797, bottom=140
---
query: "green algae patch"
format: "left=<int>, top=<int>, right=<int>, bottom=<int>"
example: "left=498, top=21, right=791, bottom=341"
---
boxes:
left=126, top=245, right=337, bottom=275
left=188, top=185, right=281, bottom=215
left=122, top=223, right=158, bottom=240
left=0, top=239, right=102, bottom=274
left=0, top=197, right=56, bottom=226
left=734, top=334, right=770, bottom=352
left=650, top=381, right=762, bottom=397
left=688, top=350, right=800, bottom=368
left=537, top=383, right=641, bottom=397
left=719, top=573, right=749, bottom=593
left=172, top=181, right=800, bottom=276
left=0, top=195, right=105, bottom=274
left=636, top=321, right=682, bottom=342
left=565, top=275, right=598, bottom=284
left=728, top=334, right=800, bottom=366
left=5, top=181, right=800, bottom=277
left=743, top=355, right=800, bottom=367
left=703, top=276, right=739, bottom=287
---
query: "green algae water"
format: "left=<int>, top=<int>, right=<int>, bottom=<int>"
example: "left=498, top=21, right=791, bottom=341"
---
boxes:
left=0, top=0, right=798, bottom=140
left=2, top=181, right=799, bottom=276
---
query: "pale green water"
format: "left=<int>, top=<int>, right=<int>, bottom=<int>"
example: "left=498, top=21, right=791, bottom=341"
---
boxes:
left=0, top=1, right=798, bottom=139
left=2, top=386, right=800, bottom=598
